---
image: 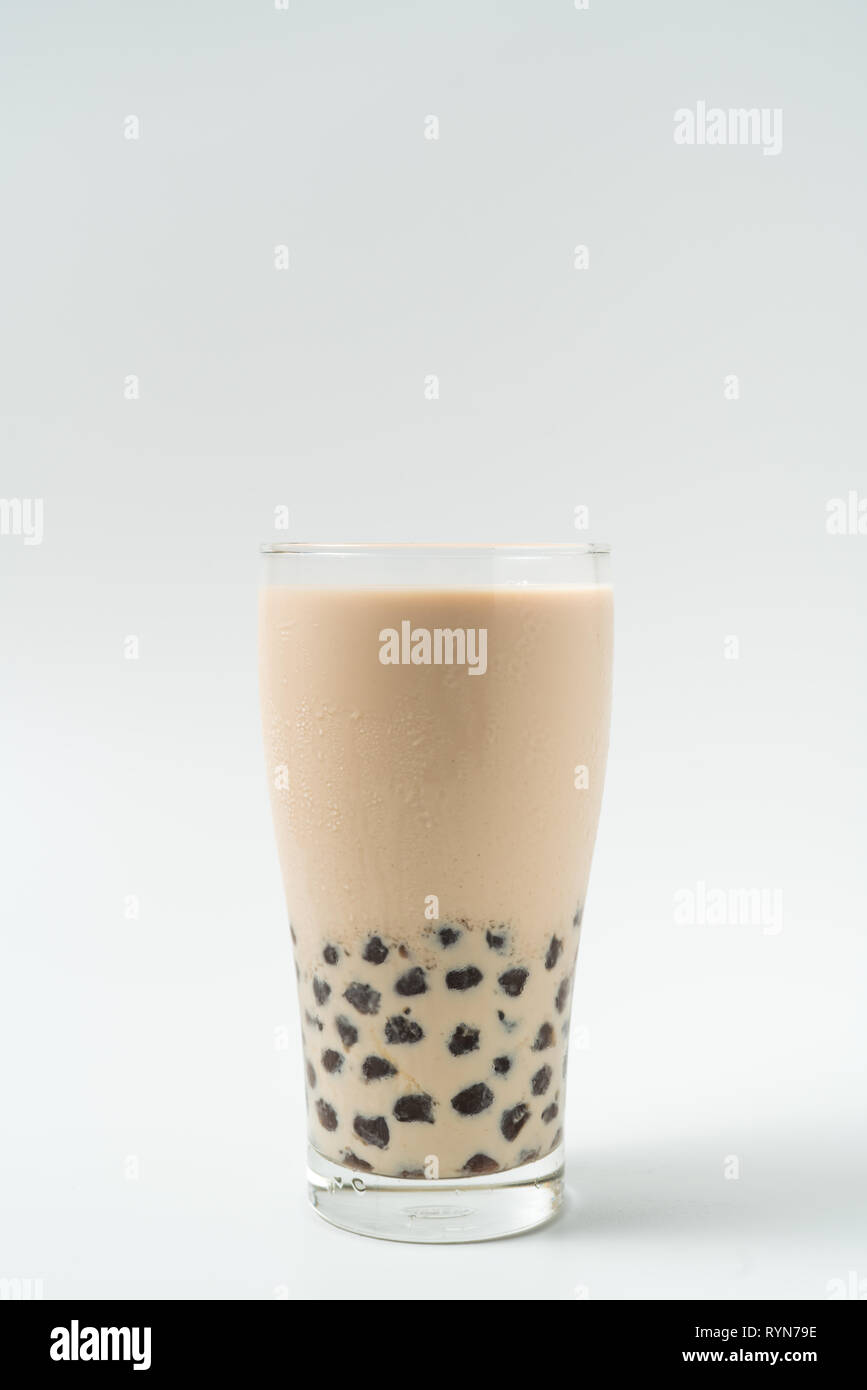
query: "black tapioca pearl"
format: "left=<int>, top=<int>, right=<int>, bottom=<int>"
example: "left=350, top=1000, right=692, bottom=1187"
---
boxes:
left=342, top=1149, right=373, bottom=1172
left=492, top=1055, right=511, bottom=1075
left=354, top=1114, right=390, bottom=1148
left=462, top=1153, right=499, bottom=1175
left=446, top=966, right=483, bottom=991
left=485, top=928, right=507, bottom=952
left=542, top=1102, right=559, bottom=1124
left=399, top=1168, right=426, bottom=1179
left=398, top=944, right=409, bottom=958
left=545, top=936, right=563, bottom=970
left=305, top=1059, right=316, bottom=1088
left=519, top=1148, right=540, bottom=1164
left=336, top=1015, right=358, bottom=1049
left=305, top=1011, right=324, bottom=1032
left=385, top=1015, right=424, bottom=1044
left=362, top=935, right=389, bottom=965
left=573, top=904, right=583, bottom=929
left=395, top=966, right=427, bottom=997
left=532, top=1022, right=555, bottom=1051
left=289, top=925, right=297, bottom=946
left=531, top=1064, right=552, bottom=1096
left=322, top=1048, right=343, bottom=1074
left=497, top=1011, right=517, bottom=1032
left=451, top=1082, right=494, bottom=1116
left=312, top=977, right=331, bottom=1006
left=362, top=1055, right=397, bottom=1081
left=393, top=1093, right=434, bottom=1124
left=447, top=1024, right=480, bottom=1056
left=498, top=967, right=529, bottom=998
left=500, top=1102, right=530, bottom=1142
left=316, top=1099, right=338, bottom=1131
left=555, top=976, right=571, bottom=1014
left=343, top=981, right=381, bottom=1015
left=323, top=944, right=339, bottom=965
left=549, top=1127, right=563, bottom=1150
left=437, top=925, right=461, bottom=947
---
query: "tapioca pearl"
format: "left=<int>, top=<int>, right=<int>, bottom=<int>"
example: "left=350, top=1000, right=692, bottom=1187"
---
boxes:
left=497, top=1010, right=517, bottom=1032
left=362, top=1055, right=397, bottom=1081
left=305, top=1059, right=316, bottom=1089
left=342, top=1149, right=373, bottom=1172
left=555, top=976, right=571, bottom=1013
left=519, top=1148, right=540, bottom=1164
left=451, top=1082, right=494, bottom=1116
left=462, top=1153, right=499, bottom=1175
left=395, top=966, right=427, bottom=997
left=362, top=935, right=389, bottom=965
left=305, top=1011, right=324, bottom=1032
left=531, top=1065, right=552, bottom=1096
left=323, top=944, right=339, bottom=966
left=549, top=1127, right=563, bottom=1152
left=485, top=927, right=508, bottom=952
left=399, top=1168, right=426, bottom=1179
left=289, top=925, right=297, bottom=946
left=437, top=925, right=461, bottom=947
left=312, top=977, right=331, bottom=1006
left=541, top=1102, right=559, bottom=1124
left=500, top=1102, right=530, bottom=1142
left=532, top=1021, right=555, bottom=1051
left=393, top=1093, right=435, bottom=1124
left=573, top=904, right=583, bottom=929
left=354, top=1114, right=390, bottom=1149
left=343, top=981, right=381, bottom=1015
left=545, top=936, right=563, bottom=970
left=447, top=1024, right=480, bottom=1056
left=321, top=1049, right=343, bottom=1075
left=446, top=966, right=483, bottom=991
left=397, top=944, right=409, bottom=958
left=316, top=1099, right=338, bottom=1132
left=385, top=1015, right=424, bottom=1044
left=498, top=968, right=529, bottom=998
left=336, top=1015, right=358, bottom=1049
left=492, top=1055, right=511, bottom=1075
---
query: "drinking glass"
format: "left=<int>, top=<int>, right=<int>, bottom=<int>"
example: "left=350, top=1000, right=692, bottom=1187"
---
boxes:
left=259, top=543, right=613, bottom=1241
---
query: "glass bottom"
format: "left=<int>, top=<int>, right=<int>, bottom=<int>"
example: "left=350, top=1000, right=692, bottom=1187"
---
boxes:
left=307, top=1143, right=565, bottom=1243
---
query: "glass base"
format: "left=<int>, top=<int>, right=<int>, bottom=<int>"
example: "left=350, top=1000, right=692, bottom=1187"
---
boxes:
left=307, top=1143, right=565, bottom=1243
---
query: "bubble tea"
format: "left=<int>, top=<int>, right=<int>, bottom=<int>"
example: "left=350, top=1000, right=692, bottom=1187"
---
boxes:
left=258, top=544, right=613, bottom=1241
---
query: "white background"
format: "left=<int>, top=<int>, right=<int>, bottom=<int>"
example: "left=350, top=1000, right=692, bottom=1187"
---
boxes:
left=1, top=0, right=865, bottom=1299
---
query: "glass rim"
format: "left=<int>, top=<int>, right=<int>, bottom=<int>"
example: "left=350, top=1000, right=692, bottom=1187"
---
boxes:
left=260, top=541, right=611, bottom=555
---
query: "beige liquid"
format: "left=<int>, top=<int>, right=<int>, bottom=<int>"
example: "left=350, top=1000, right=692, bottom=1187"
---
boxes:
left=259, top=585, right=613, bottom=1179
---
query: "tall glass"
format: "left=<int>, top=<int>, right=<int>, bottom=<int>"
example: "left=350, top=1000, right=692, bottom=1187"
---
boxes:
left=258, top=543, right=613, bottom=1241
